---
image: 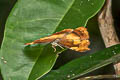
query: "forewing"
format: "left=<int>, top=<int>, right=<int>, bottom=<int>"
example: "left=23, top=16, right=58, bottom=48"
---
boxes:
left=58, top=27, right=90, bottom=52
left=25, top=29, right=73, bottom=45
left=73, top=27, right=89, bottom=40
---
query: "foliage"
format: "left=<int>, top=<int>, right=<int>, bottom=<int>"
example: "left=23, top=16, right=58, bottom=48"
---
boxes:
left=41, top=44, right=120, bottom=80
left=0, top=0, right=106, bottom=80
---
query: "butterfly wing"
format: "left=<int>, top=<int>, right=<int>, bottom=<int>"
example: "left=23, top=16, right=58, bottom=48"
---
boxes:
left=25, top=29, right=73, bottom=45
left=58, top=27, right=90, bottom=52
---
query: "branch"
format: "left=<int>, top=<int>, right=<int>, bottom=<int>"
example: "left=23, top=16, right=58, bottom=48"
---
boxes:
left=98, top=0, right=119, bottom=47
left=98, top=0, right=120, bottom=76
left=78, top=75, right=120, bottom=80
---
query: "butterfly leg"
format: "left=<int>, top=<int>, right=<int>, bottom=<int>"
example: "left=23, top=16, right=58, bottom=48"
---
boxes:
left=51, top=40, right=64, bottom=52
left=52, top=44, right=57, bottom=52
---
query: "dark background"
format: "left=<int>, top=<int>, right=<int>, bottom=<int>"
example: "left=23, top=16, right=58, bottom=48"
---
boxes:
left=0, top=0, right=120, bottom=80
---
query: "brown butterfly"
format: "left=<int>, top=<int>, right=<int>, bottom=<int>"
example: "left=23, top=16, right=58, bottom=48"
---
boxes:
left=25, top=27, right=90, bottom=52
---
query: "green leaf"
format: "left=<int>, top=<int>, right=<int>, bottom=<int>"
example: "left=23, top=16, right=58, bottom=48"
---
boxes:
left=41, top=44, right=120, bottom=80
left=0, top=0, right=16, bottom=47
left=0, top=0, right=105, bottom=80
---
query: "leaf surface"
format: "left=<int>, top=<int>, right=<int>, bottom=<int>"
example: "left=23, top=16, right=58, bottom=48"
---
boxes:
left=41, top=44, right=120, bottom=80
left=0, top=0, right=105, bottom=80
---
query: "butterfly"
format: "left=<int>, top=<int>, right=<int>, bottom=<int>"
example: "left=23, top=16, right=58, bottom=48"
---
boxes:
left=25, top=27, right=90, bottom=52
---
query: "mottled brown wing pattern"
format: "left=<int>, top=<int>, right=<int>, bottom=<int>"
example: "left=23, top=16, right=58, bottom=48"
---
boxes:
left=58, top=27, right=90, bottom=52
left=25, top=29, right=73, bottom=45
left=25, top=27, right=90, bottom=52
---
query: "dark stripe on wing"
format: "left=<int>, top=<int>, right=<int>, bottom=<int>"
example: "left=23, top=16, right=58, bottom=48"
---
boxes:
left=53, top=29, right=73, bottom=35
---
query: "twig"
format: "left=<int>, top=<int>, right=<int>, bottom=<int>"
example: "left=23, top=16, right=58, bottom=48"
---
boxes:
left=77, top=75, right=120, bottom=80
left=98, top=0, right=119, bottom=47
left=98, top=0, right=120, bottom=77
